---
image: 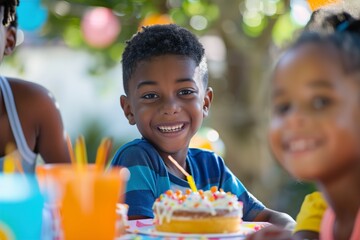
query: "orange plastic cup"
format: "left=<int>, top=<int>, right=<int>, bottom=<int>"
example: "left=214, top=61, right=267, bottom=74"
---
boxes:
left=36, top=164, right=76, bottom=207
left=36, top=164, right=127, bottom=240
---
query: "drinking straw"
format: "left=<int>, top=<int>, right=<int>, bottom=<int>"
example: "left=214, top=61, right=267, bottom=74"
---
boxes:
left=168, top=155, right=197, bottom=192
left=75, top=135, right=88, bottom=169
left=103, top=138, right=113, bottom=167
left=66, top=133, right=76, bottom=164
left=95, top=138, right=105, bottom=170
left=3, top=143, right=23, bottom=174
left=3, top=153, right=15, bottom=173
left=95, top=137, right=112, bottom=171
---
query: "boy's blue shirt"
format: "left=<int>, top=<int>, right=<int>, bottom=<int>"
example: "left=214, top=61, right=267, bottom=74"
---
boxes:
left=110, top=138, right=265, bottom=220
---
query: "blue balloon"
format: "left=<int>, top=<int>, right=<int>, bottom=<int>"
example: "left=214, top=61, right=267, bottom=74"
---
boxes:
left=17, top=1, right=48, bottom=31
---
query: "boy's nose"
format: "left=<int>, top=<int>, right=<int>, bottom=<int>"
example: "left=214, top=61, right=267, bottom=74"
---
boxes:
left=160, top=99, right=180, bottom=115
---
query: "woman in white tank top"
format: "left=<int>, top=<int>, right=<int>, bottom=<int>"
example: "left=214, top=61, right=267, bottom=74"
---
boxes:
left=0, top=2, right=71, bottom=172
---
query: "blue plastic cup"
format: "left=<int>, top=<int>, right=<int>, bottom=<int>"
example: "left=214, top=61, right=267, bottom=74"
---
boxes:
left=0, top=174, right=44, bottom=240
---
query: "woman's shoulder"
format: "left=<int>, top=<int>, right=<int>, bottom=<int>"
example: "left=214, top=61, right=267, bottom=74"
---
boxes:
left=8, top=77, right=51, bottom=95
left=4, top=77, right=63, bottom=131
left=8, top=77, right=57, bottom=108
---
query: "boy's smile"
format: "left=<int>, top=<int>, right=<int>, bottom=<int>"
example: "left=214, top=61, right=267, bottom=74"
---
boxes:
left=269, top=43, right=360, bottom=182
left=157, top=123, right=184, bottom=133
left=121, top=54, right=212, bottom=161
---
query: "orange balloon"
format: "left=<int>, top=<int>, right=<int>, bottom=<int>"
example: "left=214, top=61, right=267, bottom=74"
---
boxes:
left=307, top=0, right=342, bottom=11
left=139, top=14, right=173, bottom=28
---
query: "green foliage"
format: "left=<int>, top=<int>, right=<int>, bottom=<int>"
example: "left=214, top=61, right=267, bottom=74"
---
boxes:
left=37, top=0, right=297, bottom=72
left=272, top=12, right=303, bottom=48
left=39, top=0, right=219, bottom=72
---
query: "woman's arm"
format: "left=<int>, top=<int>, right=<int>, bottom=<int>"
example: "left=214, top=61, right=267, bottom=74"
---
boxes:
left=35, top=85, right=71, bottom=163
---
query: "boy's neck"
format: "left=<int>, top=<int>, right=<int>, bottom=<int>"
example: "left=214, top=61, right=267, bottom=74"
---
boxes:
left=162, top=152, right=189, bottom=180
left=165, top=161, right=188, bottom=180
left=156, top=147, right=190, bottom=180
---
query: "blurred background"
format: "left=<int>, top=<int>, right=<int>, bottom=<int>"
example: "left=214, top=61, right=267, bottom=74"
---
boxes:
left=2, top=0, right=353, bottom=218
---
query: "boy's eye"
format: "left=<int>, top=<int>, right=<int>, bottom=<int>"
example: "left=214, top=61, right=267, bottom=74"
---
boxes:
left=312, top=96, right=331, bottom=110
left=142, top=93, right=158, bottom=99
left=273, top=102, right=291, bottom=115
left=178, top=89, right=195, bottom=96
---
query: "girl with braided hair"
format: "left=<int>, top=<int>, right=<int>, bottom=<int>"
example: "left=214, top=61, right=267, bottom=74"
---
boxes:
left=0, top=0, right=71, bottom=172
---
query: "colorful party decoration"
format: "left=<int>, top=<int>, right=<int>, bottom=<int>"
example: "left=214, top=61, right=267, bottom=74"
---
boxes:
left=81, top=7, right=121, bottom=49
left=307, top=0, right=342, bottom=11
left=139, top=13, right=173, bottom=28
left=17, top=0, right=48, bottom=31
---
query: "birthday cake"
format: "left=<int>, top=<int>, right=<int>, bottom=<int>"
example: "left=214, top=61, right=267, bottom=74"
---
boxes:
left=152, top=187, right=243, bottom=233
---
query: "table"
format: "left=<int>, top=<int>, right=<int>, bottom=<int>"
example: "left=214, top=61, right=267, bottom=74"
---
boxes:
left=118, top=219, right=271, bottom=240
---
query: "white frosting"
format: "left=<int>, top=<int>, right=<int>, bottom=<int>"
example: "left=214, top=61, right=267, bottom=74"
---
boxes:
left=153, top=188, right=243, bottom=224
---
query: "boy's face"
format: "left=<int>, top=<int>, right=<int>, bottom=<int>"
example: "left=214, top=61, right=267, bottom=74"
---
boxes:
left=0, top=7, right=16, bottom=61
left=121, top=54, right=212, bottom=158
left=269, top=43, right=360, bottom=182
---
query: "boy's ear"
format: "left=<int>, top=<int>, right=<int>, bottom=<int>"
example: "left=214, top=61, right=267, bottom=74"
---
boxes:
left=202, top=87, right=213, bottom=118
left=4, top=26, right=16, bottom=56
left=120, top=95, right=136, bottom=125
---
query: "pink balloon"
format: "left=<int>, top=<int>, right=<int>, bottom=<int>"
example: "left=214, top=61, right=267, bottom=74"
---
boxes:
left=81, top=7, right=120, bottom=48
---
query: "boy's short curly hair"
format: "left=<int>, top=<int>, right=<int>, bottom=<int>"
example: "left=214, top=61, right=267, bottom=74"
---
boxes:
left=1, top=0, right=19, bottom=27
left=122, top=24, right=208, bottom=94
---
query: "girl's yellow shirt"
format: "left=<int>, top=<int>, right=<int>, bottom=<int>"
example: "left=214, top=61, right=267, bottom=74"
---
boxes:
left=294, top=191, right=327, bottom=233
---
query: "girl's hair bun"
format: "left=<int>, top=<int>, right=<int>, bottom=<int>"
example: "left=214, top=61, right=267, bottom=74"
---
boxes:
left=306, top=9, right=360, bottom=35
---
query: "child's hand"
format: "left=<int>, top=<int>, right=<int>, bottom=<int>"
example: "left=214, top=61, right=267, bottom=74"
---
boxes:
left=245, top=225, right=293, bottom=240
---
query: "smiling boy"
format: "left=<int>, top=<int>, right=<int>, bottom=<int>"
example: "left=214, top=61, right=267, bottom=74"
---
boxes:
left=110, top=24, right=295, bottom=229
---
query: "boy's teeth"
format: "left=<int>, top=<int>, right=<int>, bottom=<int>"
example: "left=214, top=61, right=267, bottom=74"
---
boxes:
left=158, top=124, right=183, bottom=132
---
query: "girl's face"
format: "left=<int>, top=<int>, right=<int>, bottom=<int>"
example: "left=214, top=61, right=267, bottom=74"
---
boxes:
left=121, top=54, right=212, bottom=160
left=269, top=43, right=360, bottom=182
